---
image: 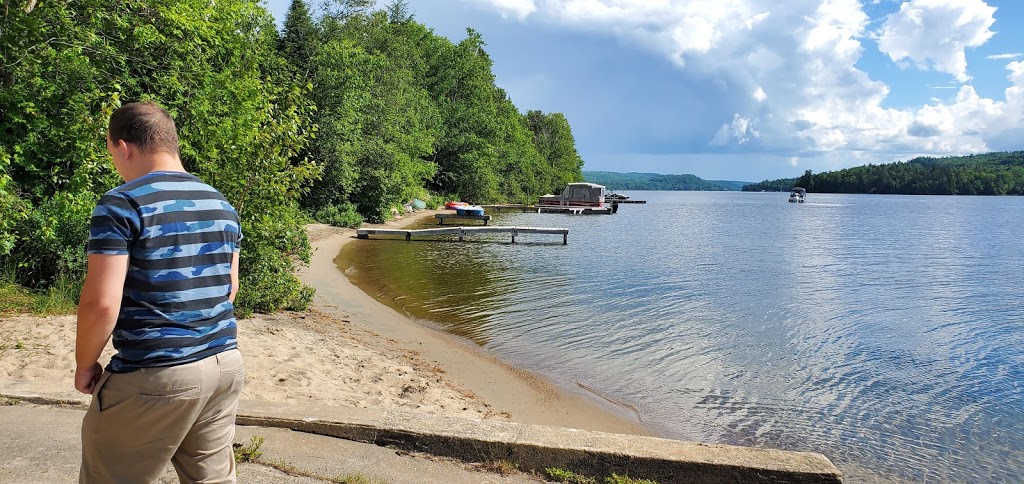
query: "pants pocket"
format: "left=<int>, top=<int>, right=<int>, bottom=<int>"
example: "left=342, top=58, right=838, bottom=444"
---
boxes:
left=91, top=371, right=112, bottom=411
left=138, top=386, right=200, bottom=399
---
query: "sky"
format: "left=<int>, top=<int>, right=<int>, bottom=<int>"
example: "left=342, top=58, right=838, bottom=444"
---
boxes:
left=264, top=0, right=1024, bottom=182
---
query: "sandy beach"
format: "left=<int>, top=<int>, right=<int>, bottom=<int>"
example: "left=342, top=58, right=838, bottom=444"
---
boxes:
left=0, top=210, right=649, bottom=436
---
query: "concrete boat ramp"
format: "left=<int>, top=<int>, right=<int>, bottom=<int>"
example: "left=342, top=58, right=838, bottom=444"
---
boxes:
left=2, top=392, right=842, bottom=483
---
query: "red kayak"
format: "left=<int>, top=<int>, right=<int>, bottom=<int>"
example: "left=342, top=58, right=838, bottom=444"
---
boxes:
left=444, top=201, right=469, bottom=210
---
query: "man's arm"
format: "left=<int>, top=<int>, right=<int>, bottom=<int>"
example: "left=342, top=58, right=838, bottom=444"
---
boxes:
left=75, top=253, right=128, bottom=394
left=228, top=251, right=240, bottom=303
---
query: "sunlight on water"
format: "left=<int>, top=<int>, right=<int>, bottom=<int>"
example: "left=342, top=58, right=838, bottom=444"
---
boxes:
left=339, top=192, right=1024, bottom=482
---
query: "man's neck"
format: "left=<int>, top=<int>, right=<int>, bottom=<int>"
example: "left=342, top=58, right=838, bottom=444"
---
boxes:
left=122, top=153, right=187, bottom=182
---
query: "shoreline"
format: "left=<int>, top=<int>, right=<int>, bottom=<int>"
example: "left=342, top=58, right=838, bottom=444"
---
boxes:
left=0, top=210, right=650, bottom=436
left=303, top=211, right=652, bottom=436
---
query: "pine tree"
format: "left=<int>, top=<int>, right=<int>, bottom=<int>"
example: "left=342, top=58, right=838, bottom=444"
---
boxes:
left=279, top=0, right=318, bottom=76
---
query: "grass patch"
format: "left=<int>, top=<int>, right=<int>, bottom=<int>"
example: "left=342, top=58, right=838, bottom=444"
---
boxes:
left=0, top=278, right=77, bottom=315
left=481, top=459, right=519, bottom=476
left=604, top=474, right=659, bottom=484
left=263, top=459, right=387, bottom=484
left=233, top=436, right=265, bottom=463
left=330, top=473, right=387, bottom=484
left=545, top=468, right=597, bottom=484
left=1, top=397, right=21, bottom=406
left=543, top=468, right=660, bottom=484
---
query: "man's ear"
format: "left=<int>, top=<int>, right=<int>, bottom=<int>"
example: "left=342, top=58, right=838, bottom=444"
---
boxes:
left=114, top=139, right=135, bottom=161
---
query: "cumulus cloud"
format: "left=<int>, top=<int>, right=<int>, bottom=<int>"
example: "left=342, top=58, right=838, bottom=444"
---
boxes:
left=470, top=0, right=536, bottom=20
left=876, top=0, right=997, bottom=82
left=712, top=114, right=760, bottom=145
left=467, top=0, right=1019, bottom=162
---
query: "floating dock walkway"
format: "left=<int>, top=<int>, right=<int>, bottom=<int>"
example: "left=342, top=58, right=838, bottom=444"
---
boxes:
left=357, top=226, right=569, bottom=244
left=435, top=213, right=491, bottom=225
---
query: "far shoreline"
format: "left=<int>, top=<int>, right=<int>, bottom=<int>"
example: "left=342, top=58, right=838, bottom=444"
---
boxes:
left=302, top=211, right=653, bottom=436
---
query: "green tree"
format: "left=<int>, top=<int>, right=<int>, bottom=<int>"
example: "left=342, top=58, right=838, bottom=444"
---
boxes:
left=279, top=0, right=319, bottom=76
left=526, top=110, right=585, bottom=193
left=0, top=0, right=319, bottom=313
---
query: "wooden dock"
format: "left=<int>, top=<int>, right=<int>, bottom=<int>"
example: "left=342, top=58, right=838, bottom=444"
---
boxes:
left=356, top=226, right=569, bottom=244
left=436, top=213, right=491, bottom=225
left=480, top=204, right=617, bottom=214
left=537, top=205, right=614, bottom=215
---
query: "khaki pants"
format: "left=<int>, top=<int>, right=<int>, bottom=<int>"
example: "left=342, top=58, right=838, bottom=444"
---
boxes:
left=80, top=349, right=245, bottom=484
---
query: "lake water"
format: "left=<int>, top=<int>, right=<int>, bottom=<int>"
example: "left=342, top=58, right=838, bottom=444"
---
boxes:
left=337, top=192, right=1024, bottom=482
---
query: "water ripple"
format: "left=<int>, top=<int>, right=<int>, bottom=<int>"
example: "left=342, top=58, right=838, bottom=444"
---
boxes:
left=341, top=192, right=1024, bottom=482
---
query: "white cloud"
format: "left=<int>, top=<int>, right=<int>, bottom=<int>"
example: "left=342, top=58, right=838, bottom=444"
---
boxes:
left=712, top=113, right=760, bottom=145
left=988, top=53, right=1023, bottom=60
left=468, top=0, right=1022, bottom=164
left=471, top=0, right=536, bottom=20
left=753, top=86, right=767, bottom=102
left=876, top=0, right=997, bottom=82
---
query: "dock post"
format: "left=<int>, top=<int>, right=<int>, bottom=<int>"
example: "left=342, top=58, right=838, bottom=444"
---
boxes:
left=563, top=233, right=567, bottom=245
left=459, top=228, right=465, bottom=242
left=405, top=232, right=411, bottom=241
left=512, top=228, right=516, bottom=244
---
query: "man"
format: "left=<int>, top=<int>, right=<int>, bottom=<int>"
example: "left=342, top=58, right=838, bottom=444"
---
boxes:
left=76, top=102, right=244, bottom=483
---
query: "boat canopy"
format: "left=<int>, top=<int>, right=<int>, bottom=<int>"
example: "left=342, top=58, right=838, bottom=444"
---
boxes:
left=539, top=182, right=607, bottom=207
left=790, top=187, right=807, bottom=194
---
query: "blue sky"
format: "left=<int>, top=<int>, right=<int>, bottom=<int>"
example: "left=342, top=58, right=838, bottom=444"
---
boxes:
left=265, top=0, right=1024, bottom=181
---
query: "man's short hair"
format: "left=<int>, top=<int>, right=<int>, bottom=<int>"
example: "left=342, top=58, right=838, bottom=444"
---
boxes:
left=108, top=102, right=179, bottom=156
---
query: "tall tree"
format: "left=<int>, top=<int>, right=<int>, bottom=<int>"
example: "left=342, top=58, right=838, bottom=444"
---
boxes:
left=385, top=0, right=412, bottom=23
left=525, top=110, right=585, bottom=192
left=0, top=0, right=320, bottom=312
left=279, top=0, right=318, bottom=76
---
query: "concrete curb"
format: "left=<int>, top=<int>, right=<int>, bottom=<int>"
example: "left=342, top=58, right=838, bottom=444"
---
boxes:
left=3, top=392, right=842, bottom=483
left=237, top=401, right=842, bottom=483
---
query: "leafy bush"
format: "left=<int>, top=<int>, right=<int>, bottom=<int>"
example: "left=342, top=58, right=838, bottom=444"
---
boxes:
left=234, top=210, right=315, bottom=317
left=10, top=192, right=94, bottom=290
left=315, top=203, right=364, bottom=228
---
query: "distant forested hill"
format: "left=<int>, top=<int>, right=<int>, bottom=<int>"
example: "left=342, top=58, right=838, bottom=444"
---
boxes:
left=742, top=152, right=1024, bottom=195
left=583, top=171, right=750, bottom=191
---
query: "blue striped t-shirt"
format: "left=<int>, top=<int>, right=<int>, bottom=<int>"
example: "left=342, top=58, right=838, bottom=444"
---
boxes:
left=87, top=171, right=242, bottom=373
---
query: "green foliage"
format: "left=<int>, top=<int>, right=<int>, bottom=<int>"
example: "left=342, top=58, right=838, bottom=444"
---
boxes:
left=279, top=0, right=319, bottom=76
left=0, top=280, right=35, bottom=314
left=545, top=467, right=597, bottom=483
left=0, top=151, right=29, bottom=256
left=527, top=110, right=585, bottom=192
left=305, top=10, right=441, bottom=222
left=0, top=0, right=318, bottom=315
left=10, top=191, right=94, bottom=289
left=604, top=474, right=658, bottom=484
left=315, top=203, right=364, bottom=228
left=743, top=152, right=1024, bottom=195
left=584, top=171, right=743, bottom=191
left=233, top=435, right=265, bottom=463
left=741, top=177, right=799, bottom=192
left=1, top=1, right=591, bottom=315
left=544, top=468, right=659, bottom=484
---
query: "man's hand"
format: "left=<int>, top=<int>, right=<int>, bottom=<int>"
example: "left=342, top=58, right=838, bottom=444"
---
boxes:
left=75, top=362, right=104, bottom=394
